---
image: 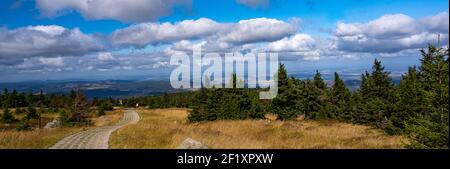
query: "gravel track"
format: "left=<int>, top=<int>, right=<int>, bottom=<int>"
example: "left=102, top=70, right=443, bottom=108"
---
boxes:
left=50, top=109, right=139, bottom=149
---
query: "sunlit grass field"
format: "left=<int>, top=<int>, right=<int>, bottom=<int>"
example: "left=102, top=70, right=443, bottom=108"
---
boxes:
left=110, top=108, right=405, bottom=149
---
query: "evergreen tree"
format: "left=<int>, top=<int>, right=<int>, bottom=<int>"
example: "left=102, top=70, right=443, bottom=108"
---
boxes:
left=304, top=79, right=327, bottom=119
left=271, top=79, right=303, bottom=120
left=389, top=67, right=427, bottom=134
left=271, top=65, right=303, bottom=120
left=25, top=92, right=34, bottom=107
left=2, top=88, right=11, bottom=108
left=331, top=72, right=351, bottom=103
left=330, top=72, right=351, bottom=120
left=1, top=107, right=16, bottom=124
left=25, top=105, right=38, bottom=120
left=354, top=59, right=395, bottom=126
left=277, top=63, right=289, bottom=94
left=405, top=43, right=449, bottom=149
left=15, top=107, right=24, bottom=115
left=371, top=59, right=394, bottom=99
left=313, top=70, right=326, bottom=89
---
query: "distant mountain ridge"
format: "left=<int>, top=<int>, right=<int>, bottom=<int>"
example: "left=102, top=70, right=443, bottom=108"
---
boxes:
left=0, top=74, right=401, bottom=98
left=0, top=80, right=183, bottom=99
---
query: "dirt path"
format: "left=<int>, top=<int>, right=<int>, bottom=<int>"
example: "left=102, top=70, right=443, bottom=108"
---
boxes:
left=50, top=109, right=139, bottom=149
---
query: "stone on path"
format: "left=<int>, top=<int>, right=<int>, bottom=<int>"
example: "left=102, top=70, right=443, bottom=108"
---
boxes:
left=44, top=119, right=60, bottom=129
left=177, top=138, right=209, bottom=149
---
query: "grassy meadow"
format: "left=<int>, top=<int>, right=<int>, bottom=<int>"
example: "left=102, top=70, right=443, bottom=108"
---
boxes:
left=109, top=108, right=405, bottom=149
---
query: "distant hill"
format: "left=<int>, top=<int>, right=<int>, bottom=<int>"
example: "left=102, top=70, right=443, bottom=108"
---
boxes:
left=0, top=80, right=185, bottom=99
left=0, top=74, right=401, bottom=98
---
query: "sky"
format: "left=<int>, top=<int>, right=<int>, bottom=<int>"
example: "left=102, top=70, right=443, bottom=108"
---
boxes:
left=0, top=0, right=449, bottom=82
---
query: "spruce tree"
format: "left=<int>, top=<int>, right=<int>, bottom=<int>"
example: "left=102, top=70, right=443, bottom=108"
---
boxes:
left=313, top=70, right=326, bottom=89
left=405, top=43, right=449, bottom=149
left=277, top=63, right=288, bottom=88
left=331, top=72, right=351, bottom=120
left=355, top=59, right=395, bottom=126
left=271, top=64, right=303, bottom=120
left=371, top=59, right=394, bottom=98
left=276, top=63, right=289, bottom=94
left=391, top=67, right=426, bottom=130
left=1, top=107, right=16, bottom=124
left=331, top=72, right=350, bottom=102
left=25, top=105, right=38, bottom=120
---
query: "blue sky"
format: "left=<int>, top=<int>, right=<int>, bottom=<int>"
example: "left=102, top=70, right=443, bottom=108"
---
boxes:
left=0, top=0, right=448, bottom=82
left=2, top=0, right=447, bottom=35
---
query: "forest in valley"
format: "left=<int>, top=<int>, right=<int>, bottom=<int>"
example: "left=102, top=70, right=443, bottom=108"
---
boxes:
left=1, top=43, right=448, bottom=149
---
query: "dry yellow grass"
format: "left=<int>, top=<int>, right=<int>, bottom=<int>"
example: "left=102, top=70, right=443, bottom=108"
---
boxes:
left=91, top=109, right=124, bottom=126
left=110, top=108, right=406, bottom=149
left=0, top=109, right=124, bottom=149
left=0, top=127, right=85, bottom=149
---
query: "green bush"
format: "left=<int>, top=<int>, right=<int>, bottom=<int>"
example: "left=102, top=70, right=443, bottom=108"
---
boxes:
left=16, top=119, right=32, bottom=131
left=97, top=108, right=106, bottom=116
left=58, top=109, right=70, bottom=126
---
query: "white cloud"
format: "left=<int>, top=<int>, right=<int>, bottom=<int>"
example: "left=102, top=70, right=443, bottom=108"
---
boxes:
left=0, top=25, right=103, bottom=58
left=39, top=57, right=65, bottom=66
left=420, top=12, right=449, bottom=33
left=301, top=51, right=321, bottom=60
left=11, top=57, right=67, bottom=73
left=335, top=12, right=449, bottom=53
left=218, top=18, right=298, bottom=45
left=152, top=61, right=169, bottom=69
left=35, top=0, right=192, bottom=23
left=27, top=25, right=66, bottom=36
left=111, top=18, right=221, bottom=47
left=266, top=33, right=316, bottom=52
left=5, top=11, right=448, bottom=75
left=97, top=52, right=115, bottom=61
left=111, top=17, right=297, bottom=50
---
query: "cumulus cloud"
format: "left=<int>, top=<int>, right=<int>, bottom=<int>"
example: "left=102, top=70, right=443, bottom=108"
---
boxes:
left=39, top=57, right=65, bottom=66
left=420, top=12, right=450, bottom=33
left=152, top=61, right=169, bottom=69
left=218, top=18, right=298, bottom=45
left=35, top=0, right=192, bottom=23
left=111, top=18, right=222, bottom=47
left=79, top=51, right=170, bottom=72
left=5, top=11, right=448, bottom=75
left=266, top=33, right=316, bottom=52
left=335, top=12, right=449, bottom=53
left=11, top=57, right=70, bottom=73
left=236, top=0, right=269, bottom=8
left=97, top=52, right=115, bottom=61
left=0, top=25, right=103, bottom=58
left=111, top=17, right=297, bottom=50
left=259, top=33, right=343, bottom=60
